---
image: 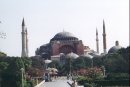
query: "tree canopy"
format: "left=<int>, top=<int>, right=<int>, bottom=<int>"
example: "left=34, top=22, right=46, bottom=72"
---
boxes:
left=0, top=51, right=7, bottom=57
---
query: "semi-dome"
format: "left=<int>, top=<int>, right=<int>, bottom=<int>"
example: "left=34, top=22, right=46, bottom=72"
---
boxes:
left=50, top=31, right=78, bottom=41
left=108, top=41, right=122, bottom=53
left=81, top=53, right=93, bottom=58
left=108, top=46, right=122, bottom=53
left=66, top=52, right=79, bottom=59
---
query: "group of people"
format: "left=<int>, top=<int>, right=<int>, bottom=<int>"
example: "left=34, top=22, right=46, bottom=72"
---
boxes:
left=44, top=72, right=58, bottom=82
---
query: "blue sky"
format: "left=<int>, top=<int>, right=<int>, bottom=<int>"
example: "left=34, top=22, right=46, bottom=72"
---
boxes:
left=0, top=0, right=129, bottom=56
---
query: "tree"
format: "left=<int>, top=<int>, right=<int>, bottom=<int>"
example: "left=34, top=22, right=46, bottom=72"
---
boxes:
left=118, top=46, right=129, bottom=73
left=0, top=51, right=7, bottom=57
left=101, top=46, right=129, bottom=74
left=103, top=53, right=127, bottom=73
left=48, top=60, right=61, bottom=69
left=22, top=58, right=32, bottom=71
left=0, top=57, right=33, bottom=87
left=0, top=62, right=9, bottom=72
left=31, top=57, right=44, bottom=69
left=93, top=56, right=103, bottom=67
left=72, top=56, right=92, bottom=70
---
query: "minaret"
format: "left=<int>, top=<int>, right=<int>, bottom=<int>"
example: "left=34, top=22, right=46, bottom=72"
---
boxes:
left=21, top=18, right=28, bottom=57
left=25, top=28, right=29, bottom=57
left=103, top=20, right=107, bottom=54
left=96, top=28, right=99, bottom=53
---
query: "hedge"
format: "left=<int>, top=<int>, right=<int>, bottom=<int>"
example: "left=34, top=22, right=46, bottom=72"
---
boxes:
left=94, top=79, right=130, bottom=86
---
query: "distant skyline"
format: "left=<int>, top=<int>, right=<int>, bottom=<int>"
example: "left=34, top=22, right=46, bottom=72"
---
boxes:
left=0, top=0, right=129, bottom=57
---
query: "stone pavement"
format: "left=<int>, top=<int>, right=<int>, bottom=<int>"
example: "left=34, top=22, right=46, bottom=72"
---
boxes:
left=43, top=77, right=72, bottom=87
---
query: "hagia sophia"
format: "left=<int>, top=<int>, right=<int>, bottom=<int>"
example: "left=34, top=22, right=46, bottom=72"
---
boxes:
left=21, top=18, right=122, bottom=61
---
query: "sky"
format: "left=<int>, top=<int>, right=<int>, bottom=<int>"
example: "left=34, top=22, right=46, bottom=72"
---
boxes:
left=0, top=0, right=129, bottom=57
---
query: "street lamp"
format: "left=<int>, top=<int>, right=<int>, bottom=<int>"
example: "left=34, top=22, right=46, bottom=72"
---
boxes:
left=21, top=68, right=24, bottom=87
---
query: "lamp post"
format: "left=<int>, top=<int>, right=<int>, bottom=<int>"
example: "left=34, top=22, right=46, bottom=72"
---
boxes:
left=21, top=68, right=24, bottom=87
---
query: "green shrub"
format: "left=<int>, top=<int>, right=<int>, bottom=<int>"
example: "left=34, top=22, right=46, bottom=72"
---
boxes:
left=106, top=73, right=129, bottom=80
left=26, top=81, right=33, bottom=87
left=76, top=76, right=92, bottom=85
left=84, top=83, right=93, bottom=87
left=94, top=79, right=130, bottom=86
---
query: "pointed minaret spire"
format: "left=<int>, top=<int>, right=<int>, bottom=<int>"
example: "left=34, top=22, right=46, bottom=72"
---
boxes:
left=96, top=28, right=99, bottom=53
left=21, top=18, right=28, bottom=57
left=103, top=19, right=105, bottom=34
left=103, top=19, right=107, bottom=54
left=22, top=18, right=25, bottom=26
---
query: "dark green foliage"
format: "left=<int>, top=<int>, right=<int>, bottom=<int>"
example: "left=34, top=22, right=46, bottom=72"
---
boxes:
left=118, top=47, right=130, bottom=61
left=26, top=81, right=34, bottom=87
left=0, top=62, right=9, bottom=72
left=93, top=57, right=103, bottom=67
left=1, top=73, right=21, bottom=87
left=118, top=47, right=129, bottom=72
left=106, top=73, right=129, bottom=80
left=103, top=53, right=125, bottom=73
left=77, top=76, right=92, bottom=85
left=0, top=57, right=25, bottom=87
left=58, top=56, right=92, bottom=74
left=98, top=47, right=129, bottom=73
left=104, top=46, right=129, bottom=73
left=72, top=56, right=92, bottom=70
left=48, top=60, right=60, bottom=69
left=94, top=79, right=130, bottom=86
left=31, top=57, right=44, bottom=69
left=22, top=58, right=32, bottom=71
left=84, top=83, right=93, bottom=87
left=0, top=57, right=32, bottom=87
left=54, top=58, right=73, bottom=75
left=76, top=46, right=129, bottom=86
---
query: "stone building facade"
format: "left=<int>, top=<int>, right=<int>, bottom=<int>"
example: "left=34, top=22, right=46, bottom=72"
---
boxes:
left=35, top=31, right=87, bottom=59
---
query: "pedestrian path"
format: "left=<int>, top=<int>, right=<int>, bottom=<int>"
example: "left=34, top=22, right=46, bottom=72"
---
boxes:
left=44, top=77, right=72, bottom=87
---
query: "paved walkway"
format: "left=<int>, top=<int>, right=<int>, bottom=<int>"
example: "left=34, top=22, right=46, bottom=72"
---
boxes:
left=44, top=77, right=72, bottom=87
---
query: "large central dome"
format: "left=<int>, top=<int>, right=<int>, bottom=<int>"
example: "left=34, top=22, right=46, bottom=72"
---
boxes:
left=50, top=31, right=78, bottom=41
